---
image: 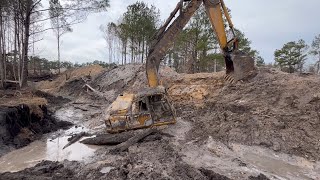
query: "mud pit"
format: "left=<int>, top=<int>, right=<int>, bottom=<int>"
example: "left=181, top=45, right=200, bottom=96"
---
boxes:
left=1, top=65, right=320, bottom=179
left=0, top=90, right=73, bottom=157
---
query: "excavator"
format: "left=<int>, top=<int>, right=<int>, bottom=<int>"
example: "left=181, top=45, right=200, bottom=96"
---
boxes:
left=105, top=0, right=257, bottom=133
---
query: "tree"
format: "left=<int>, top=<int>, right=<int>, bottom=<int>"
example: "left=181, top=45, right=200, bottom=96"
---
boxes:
left=49, top=0, right=72, bottom=74
left=310, top=34, right=320, bottom=74
left=274, top=39, right=308, bottom=73
left=255, top=55, right=265, bottom=67
left=115, top=2, right=159, bottom=63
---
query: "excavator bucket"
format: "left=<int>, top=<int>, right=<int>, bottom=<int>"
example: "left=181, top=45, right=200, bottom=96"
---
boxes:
left=105, top=86, right=176, bottom=133
left=225, top=51, right=257, bottom=82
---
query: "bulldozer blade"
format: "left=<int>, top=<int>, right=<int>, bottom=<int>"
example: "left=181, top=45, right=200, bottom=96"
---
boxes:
left=229, top=51, right=257, bottom=81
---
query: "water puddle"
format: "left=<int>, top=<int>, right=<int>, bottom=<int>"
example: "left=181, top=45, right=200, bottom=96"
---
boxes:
left=182, top=135, right=320, bottom=180
left=231, top=143, right=320, bottom=180
left=100, top=166, right=115, bottom=174
left=55, top=107, right=84, bottom=124
left=0, top=127, right=100, bottom=173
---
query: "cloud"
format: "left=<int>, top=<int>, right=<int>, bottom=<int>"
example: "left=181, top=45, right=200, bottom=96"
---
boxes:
left=35, top=0, right=320, bottom=64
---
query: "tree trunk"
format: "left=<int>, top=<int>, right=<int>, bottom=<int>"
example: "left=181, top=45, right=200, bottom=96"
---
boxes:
left=138, top=40, right=141, bottom=63
left=0, top=9, right=4, bottom=89
left=318, top=53, right=320, bottom=74
left=21, top=0, right=32, bottom=87
left=124, top=41, right=127, bottom=64
left=58, top=33, right=60, bottom=74
left=39, top=59, right=42, bottom=75
left=142, top=39, right=145, bottom=63
left=16, top=12, right=22, bottom=85
left=13, top=18, right=17, bottom=81
left=131, top=43, right=134, bottom=64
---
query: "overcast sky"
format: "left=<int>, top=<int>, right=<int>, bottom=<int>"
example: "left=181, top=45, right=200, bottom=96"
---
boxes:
left=35, top=0, right=320, bottom=64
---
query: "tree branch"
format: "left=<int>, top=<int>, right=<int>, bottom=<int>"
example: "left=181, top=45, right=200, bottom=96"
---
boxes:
left=30, top=21, right=81, bottom=35
left=31, top=6, right=100, bottom=14
left=30, top=0, right=42, bottom=12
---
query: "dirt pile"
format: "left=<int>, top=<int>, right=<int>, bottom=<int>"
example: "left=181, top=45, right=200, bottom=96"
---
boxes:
left=168, top=72, right=225, bottom=107
left=179, top=68, right=320, bottom=161
left=36, top=65, right=105, bottom=95
left=88, top=64, right=179, bottom=102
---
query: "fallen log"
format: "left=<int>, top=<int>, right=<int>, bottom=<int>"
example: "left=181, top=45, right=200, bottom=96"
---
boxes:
left=84, top=84, right=105, bottom=99
left=80, top=129, right=173, bottom=147
left=111, top=128, right=157, bottom=152
left=73, top=105, right=88, bottom=111
left=63, top=132, right=89, bottom=149
left=4, top=80, right=19, bottom=84
left=80, top=132, right=134, bottom=145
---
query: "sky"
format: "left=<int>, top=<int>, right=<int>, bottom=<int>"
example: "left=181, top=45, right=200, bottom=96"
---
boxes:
left=35, top=0, right=320, bottom=64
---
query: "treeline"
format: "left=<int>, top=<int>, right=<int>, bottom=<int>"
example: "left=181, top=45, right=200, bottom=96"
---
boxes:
left=101, top=2, right=264, bottom=73
left=274, top=35, right=320, bottom=74
left=27, top=56, right=116, bottom=76
left=0, top=0, right=109, bottom=88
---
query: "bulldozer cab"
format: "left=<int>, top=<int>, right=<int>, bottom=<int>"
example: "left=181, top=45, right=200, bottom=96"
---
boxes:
left=106, top=86, right=176, bottom=133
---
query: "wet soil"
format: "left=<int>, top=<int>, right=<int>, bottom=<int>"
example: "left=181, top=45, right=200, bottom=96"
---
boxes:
left=0, top=105, right=72, bottom=157
left=180, top=68, right=320, bottom=161
left=0, top=140, right=233, bottom=180
left=0, top=89, right=73, bottom=158
left=2, top=65, right=320, bottom=179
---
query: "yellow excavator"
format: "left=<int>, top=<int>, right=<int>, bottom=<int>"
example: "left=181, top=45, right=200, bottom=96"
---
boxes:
left=105, top=0, right=257, bottom=133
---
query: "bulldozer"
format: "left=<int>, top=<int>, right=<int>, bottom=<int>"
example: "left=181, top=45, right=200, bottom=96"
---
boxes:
left=105, top=0, right=257, bottom=133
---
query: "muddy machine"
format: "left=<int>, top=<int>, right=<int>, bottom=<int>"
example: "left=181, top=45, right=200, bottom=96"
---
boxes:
left=105, top=0, right=256, bottom=133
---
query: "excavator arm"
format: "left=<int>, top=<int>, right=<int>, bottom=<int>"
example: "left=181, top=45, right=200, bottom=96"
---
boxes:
left=146, top=0, right=256, bottom=87
left=146, top=0, right=202, bottom=88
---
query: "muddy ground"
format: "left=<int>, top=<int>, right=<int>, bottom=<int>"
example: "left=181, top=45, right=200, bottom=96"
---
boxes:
left=1, top=65, right=320, bottom=179
left=0, top=89, right=72, bottom=157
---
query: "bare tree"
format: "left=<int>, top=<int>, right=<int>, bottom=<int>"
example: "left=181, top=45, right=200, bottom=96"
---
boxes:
left=49, top=0, right=72, bottom=74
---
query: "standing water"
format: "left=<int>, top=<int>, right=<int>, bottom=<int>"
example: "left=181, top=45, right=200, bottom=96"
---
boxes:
left=0, top=127, right=99, bottom=173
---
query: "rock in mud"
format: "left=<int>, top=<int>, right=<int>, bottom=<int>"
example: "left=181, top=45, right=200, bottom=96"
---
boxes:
left=248, top=173, right=270, bottom=180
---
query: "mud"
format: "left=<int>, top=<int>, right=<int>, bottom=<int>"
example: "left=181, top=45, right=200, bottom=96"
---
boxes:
left=0, top=104, right=72, bottom=157
left=2, top=65, right=320, bottom=179
left=0, top=160, right=79, bottom=180
left=181, top=68, right=320, bottom=161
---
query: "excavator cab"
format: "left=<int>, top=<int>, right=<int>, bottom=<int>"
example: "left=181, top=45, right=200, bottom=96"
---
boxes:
left=106, top=0, right=256, bottom=132
left=106, top=86, right=176, bottom=133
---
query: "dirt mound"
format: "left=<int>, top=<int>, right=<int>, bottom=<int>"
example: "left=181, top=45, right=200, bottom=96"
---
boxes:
left=180, top=68, right=320, bottom=160
left=169, top=72, right=225, bottom=107
left=89, top=64, right=180, bottom=102
left=36, top=65, right=105, bottom=94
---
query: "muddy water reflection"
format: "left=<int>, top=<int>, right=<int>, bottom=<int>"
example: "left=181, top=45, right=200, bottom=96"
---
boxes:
left=0, top=128, right=99, bottom=173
